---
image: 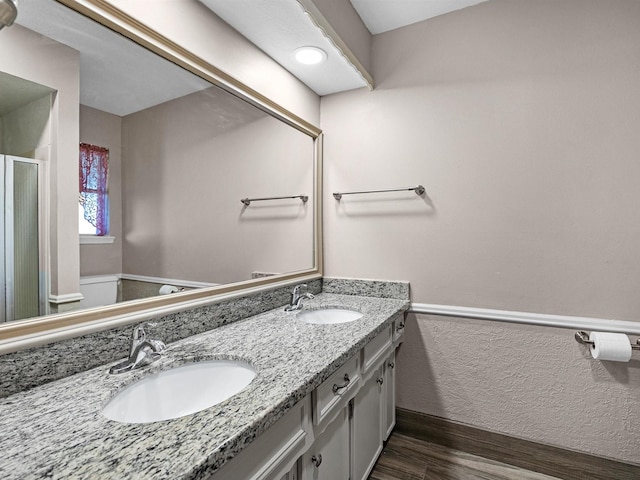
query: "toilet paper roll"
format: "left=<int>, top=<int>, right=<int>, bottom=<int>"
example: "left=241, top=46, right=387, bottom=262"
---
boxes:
left=159, top=284, right=180, bottom=295
left=589, top=332, right=632, bottom=362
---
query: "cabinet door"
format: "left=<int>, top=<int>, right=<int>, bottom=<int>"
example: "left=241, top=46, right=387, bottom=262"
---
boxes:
left=383, top=351, right=396, bottom=441
left=209, top=398, right=310, bottom=480
left=303, top=407, right=350, bottom=480
left=351, top=367, right=384, bottom=480
left=278, top=460, right=299, bottom=480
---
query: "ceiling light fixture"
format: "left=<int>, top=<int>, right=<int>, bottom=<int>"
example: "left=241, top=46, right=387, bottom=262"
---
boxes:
left=293, top=46, right=327, bottom=65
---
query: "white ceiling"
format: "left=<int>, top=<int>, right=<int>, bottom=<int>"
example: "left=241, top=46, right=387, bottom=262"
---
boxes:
left=350, top=0, right=490, bottom=35
left=7, top=0, right=492, bottom=114
left=199, top=0, right=367, bottom=96
left=199, top=0, right=490, bottom=96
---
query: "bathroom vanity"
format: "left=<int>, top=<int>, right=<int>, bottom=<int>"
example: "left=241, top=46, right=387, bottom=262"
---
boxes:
left=215, top=302, right=405, bottom=480
left=0, top=288, right=408, bottom=479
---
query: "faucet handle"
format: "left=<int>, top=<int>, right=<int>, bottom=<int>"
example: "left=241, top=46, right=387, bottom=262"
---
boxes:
left=132, top=321, right=158, bottom=339
left=129, top=322, right=161, bottom=357
left=147, top=339, right=166, bottom=352
left=131, top=325, right=145, bottom=343
left=292, top=284, right=308, bottom=295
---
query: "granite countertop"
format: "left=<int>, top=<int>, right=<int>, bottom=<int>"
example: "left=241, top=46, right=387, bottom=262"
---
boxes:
left=0, top=293, right=408, bottom=479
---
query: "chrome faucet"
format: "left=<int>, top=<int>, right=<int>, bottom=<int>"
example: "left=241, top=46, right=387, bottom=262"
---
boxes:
left=285, top=284, right=314, bottom=311
left=109, top=322, right=166, bottom=374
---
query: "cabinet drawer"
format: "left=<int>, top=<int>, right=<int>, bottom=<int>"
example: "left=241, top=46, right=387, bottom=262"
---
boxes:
left=362, top=325, right=392, bottom=374
left=211, top=397, right=310, bottom=480
left=393, top=314, right=405, bottom=344
left=312, top=354, right=359, bottom=426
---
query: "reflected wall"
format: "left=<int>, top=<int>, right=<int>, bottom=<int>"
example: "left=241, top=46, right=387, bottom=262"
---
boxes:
left=121, top=87, right=313, bottom=285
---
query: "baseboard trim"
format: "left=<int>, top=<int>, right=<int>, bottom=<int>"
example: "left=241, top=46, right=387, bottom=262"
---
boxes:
left=395, top=408, right=640, bottom=480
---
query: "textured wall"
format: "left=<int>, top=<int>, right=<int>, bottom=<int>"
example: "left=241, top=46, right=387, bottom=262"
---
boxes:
left=397, top=313, right=640, bottom=463
left=321, top=0, right=640, bottom=463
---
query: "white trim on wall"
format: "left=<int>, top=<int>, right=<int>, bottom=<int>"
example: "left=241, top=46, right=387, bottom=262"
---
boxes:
left=120, top=273, right=219, bottom=289
left=79, top=235, right=115, bottom=245
left=409, top=303, right=640, bottom=335
left=49, top=292, right=84, bottom=304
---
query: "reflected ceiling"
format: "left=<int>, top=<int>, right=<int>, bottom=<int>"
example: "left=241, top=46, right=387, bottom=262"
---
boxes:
left=16, top=0, right=211, bottom=116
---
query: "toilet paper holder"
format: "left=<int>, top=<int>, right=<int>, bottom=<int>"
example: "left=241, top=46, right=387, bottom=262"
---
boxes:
left=575, top=331, right=640, bottom=351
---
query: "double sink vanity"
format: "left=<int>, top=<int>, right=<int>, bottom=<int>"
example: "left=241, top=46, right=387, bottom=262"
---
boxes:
left=0, top=281, right=409, bottom=480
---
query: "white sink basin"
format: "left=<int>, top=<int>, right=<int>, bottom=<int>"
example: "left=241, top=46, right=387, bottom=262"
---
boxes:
left=297, top=308, right=363, bottom=325
left=102, top=360, right=256, bottom=423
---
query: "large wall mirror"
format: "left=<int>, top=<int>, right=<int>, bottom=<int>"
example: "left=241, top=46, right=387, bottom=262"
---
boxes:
left=0, top=0, right=322, bottom=344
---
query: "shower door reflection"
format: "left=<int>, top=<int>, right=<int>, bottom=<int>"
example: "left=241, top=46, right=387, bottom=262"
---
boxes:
left=0, top=155, right=44, bottom=321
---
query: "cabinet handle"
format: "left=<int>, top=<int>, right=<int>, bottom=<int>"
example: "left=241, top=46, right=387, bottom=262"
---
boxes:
left=332, top=373, right=350, bottom=394
left=311, top=454, right=322, bottom=467
left=396, top=322, right=405, bottom=332
left=388, top=361, right=395, bottom=369
left=377, top=376, right=384, bottom=385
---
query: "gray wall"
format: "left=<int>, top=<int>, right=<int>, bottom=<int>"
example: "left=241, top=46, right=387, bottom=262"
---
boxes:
left=121, top=87, right=313, bottom=284
left=321, top=0, right=640, bottom=463
left=78, top=88, right=313, bottom=285
left=79, top=105, right=123, bottom=276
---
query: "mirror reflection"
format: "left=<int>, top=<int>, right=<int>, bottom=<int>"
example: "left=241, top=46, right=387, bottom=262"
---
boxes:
left=0, top=0, right=315, bottom=322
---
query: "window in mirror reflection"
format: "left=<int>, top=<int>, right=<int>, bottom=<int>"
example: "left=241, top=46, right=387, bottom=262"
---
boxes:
left=79, top=143, right=110, bottom=236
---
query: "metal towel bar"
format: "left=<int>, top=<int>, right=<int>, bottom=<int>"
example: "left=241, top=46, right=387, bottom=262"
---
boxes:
left=241, top=194, right=308, bottom=206
left=333, top=185, right=425, bottom=201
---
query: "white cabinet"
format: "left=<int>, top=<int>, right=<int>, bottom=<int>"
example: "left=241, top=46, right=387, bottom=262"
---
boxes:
left=362, top=326, right=392, bottom=374
left=351, top=366, right=385, bottom=480
left=350, top=324, right=399, bottom=480
left=393, top=316, right=405, bottom=345
left=209, top=397, right=311, bottom=480
left=383, top=350, right=396, bottom=441
left=278, top=462, right=300, bottom=480
left=312, top=354, right=359, bottom=429
left=214, top=319, right=402, bottom=480
left=302, top=407, right=350, bottom=480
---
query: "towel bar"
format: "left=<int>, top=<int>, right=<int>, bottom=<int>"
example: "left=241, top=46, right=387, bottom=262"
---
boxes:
left=333, top=185, right=425, bottom=201
left=241, top=194, right=308, bottom=206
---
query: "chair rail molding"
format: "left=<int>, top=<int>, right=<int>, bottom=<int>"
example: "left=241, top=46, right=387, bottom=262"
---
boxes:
left=409, top=303, right=640, bottom=335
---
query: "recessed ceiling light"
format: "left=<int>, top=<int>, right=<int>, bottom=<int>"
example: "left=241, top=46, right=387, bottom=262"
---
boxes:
left=293, top=46, right=327, bottom=65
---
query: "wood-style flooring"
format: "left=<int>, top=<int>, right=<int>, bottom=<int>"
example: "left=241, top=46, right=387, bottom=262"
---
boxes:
left=368, top=432, right=561, bottom=480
